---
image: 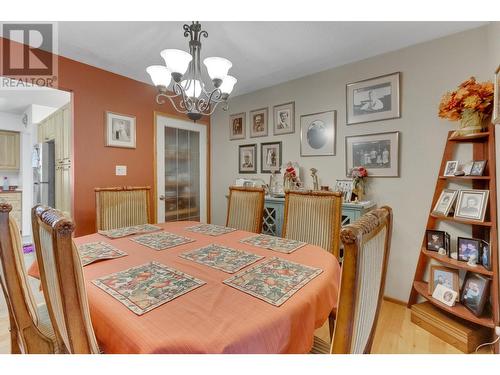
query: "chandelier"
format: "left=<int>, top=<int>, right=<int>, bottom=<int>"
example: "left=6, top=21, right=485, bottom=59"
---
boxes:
left=146, top=21, right=237, bottom=121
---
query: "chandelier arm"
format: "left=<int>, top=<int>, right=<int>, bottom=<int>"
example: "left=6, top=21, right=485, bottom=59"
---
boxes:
left=155, top=93, right=189, bottom=114
left=198, top=88, right=223, bottom=113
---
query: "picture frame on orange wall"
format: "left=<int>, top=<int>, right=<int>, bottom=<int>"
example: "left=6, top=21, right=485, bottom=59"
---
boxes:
left=105, top=111, right=136, bottom=149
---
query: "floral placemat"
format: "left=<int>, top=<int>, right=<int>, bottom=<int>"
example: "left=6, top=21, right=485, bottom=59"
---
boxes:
left=223, top=257, right=322, bottom=306
left=98, top=224, right=162, bottom=239
left=185, top=223, right=237, bottom=236
left=131, top=232, right=195, bottom=251
left=92, top=261, right=205, bottom=315
left=179, top=244, right=263, bottom=273
left=240, top=234, right=306, bottom=254
left=78, top=242, right=127, bottom=266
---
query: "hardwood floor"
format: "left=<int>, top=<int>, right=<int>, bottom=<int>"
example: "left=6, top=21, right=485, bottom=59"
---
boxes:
left=314, top=299, right=492, bottom=354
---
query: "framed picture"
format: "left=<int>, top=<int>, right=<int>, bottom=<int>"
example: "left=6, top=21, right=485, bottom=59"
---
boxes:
left=334, top=179, right=355, bottom=202
left=273, top=102, right=295, bottom=135
left=493, top=65, right=500, bottom=124
left=443, top=161, right=459, bottom=176
left=346, top=72, right=401, bottom=125
left=432, top=189, right=458, bottom=217
left=261, top=142, right=282, bottom=173
left=461, top=272, right=490, bottom=317
left=481, top=241, right=491, bottom=270
left=454, top=189, right=489, bottom=222
left=426, top=230, right=447, bottom=252
left=105, top=111, right=136, bottom=149
left=428, top=265, right=459, bottom=298
left=460, top=160, right=474, bottom=175
left=229, top=113, right=246, bottom=140
left=300, top=110, right=336, bottom=156
left=238, top=144, right=257, bottom=174
left=345, top=131, right=399, bottom=177
left=470, top=160, right=487, bottom=176
left=432, top=284, right=458, bottom=307
left=457, top=237, right=481, bottom=264
left=249, top=108, right=268, bottom=138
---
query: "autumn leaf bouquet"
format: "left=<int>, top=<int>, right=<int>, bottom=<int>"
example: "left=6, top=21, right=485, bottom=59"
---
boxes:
left=438, top=77, right=494, bottom=136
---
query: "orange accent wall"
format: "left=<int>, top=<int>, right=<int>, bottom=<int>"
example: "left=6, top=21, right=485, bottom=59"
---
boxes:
left=1, top=37, right=209, bottom=236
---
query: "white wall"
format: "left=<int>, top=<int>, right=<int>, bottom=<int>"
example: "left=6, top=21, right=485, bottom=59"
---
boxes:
left=211, top=25, right=497, bottom=302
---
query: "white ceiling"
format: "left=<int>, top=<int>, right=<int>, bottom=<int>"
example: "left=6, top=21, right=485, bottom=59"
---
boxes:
left=47, top=22, right=490, bottom=97
left=0, top=79, right=70, bottom=114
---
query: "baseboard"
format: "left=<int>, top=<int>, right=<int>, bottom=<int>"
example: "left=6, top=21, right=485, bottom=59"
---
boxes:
left=383, top=295, right=407, bottom=306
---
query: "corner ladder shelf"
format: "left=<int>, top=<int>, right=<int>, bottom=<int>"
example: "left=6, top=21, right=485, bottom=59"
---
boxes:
left=408, top=125, right=499, bottom=353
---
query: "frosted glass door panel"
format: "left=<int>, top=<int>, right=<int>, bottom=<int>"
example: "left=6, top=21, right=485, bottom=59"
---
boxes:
left=164, top=127, right=201, bottom=222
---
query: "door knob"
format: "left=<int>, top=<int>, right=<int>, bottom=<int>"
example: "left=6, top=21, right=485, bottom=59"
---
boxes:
left=159, top=195, right=165, bottom=200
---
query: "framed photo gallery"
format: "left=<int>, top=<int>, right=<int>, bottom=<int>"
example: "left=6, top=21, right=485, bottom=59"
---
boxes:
left=230, top=71, right=402, bottom=176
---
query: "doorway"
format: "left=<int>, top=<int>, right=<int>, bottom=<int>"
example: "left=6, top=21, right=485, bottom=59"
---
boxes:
left=155, top=114, right=208, bottom=223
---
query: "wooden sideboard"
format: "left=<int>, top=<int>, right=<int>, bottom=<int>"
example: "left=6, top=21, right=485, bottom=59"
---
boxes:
left=0, top=190, right=22, bottom=231
left=262, top=196, right=375, bottom=237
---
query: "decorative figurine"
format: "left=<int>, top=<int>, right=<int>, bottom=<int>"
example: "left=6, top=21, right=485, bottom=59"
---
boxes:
left=467, top=254, right=478, bottom=267
left=283, top=161, right=302, bottom=190
left=310, top=168, right=319, bottom=191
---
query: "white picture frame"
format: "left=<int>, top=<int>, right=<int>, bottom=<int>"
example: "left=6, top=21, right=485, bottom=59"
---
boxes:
left=443, top=161, right=459, bottom=176
left=345, top=131, right=400, bottom=177
left=249, top=108, right=268, bottom=138
left=454, top=189, right=489, bottom=222
left=346, top=72, right=401, bottom=125
left=229, top=113, right=246, bottom=140
left=432, top=189, right=458, bottom=217
left=273, top=101, right=295, bottom=135
left=432, top=284, right=458, bottom=307
left=300, top=110, right=336, bottom=156
left=105, top=111, right=136, bottom=149
left=334, top=179, right=355, bottom=202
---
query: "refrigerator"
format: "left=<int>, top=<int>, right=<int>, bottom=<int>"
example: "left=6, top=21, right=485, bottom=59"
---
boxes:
left=33, top=141, right=55, bottom=207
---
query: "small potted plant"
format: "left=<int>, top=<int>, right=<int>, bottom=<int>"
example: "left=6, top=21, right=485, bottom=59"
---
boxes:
left=438, top=77, right=494, bottom=137
left=348, top=166, right=368, bottom=202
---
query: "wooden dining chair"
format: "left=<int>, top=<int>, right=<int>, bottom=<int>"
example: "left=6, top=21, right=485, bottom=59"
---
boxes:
left=226, top=186, right=265, bottom=233
left=282, top=190, right=343, bottom=258
left=95, top=186, right=152, bottom=231
left=310, top=206, right=393, bottom=354
left=32, top=205, right=100, bottom=354
left=0, top=203, right=58, bottom=354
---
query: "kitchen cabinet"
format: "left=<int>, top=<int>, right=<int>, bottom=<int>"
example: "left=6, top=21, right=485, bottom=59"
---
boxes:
left=0, top=191, right=22, bottom=230
left=38, top=104, right=72, bottom=215
left=0, top=130, right=20, bottom=171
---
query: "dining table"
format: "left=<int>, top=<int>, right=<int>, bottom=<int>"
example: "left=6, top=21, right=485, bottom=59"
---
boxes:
left=28, top=221, right=341, bottom=354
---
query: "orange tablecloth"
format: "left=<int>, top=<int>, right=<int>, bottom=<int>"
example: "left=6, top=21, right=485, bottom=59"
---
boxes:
left=29, top=221, right=340, bottom=353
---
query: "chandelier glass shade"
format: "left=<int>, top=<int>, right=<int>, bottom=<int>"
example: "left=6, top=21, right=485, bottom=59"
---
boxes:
left=147, top=22, right=237, bottom=121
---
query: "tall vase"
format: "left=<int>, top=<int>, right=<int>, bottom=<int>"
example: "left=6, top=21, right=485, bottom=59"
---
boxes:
left=452, top=109, right=486, bottom=137
left=352, top=181, right=364, bottom=202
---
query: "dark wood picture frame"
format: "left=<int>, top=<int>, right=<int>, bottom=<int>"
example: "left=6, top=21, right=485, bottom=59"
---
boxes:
left=460, top=272, right=490, bottom=317
left=457, top=237, right=482, bottom=264
left=428, top=265, right=460, bottom=298
left=426, top=229, right=446, bottom=252
left=238, top=144, right=257, bottom=174
left=260, top=141, right=282, bottom=174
